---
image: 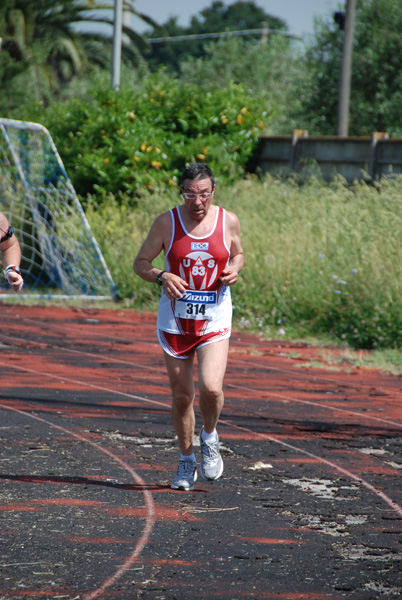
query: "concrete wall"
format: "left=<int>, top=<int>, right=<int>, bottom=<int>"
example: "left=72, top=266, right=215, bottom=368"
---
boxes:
left=254, top=131, right=402, bottom=182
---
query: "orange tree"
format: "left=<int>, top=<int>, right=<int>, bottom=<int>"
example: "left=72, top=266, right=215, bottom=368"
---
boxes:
left=22, top=70, right=272, bottom=205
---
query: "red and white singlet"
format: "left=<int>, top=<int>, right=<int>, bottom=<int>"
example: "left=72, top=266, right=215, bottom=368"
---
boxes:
left=157, top=205, right=232, bottom=337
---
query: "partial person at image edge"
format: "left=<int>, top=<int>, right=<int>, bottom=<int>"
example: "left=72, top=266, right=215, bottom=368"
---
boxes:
left=0, top=212, right=24, bottom=293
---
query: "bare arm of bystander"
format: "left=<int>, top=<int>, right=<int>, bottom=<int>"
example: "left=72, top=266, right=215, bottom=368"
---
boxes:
left=0, top=213, right=24, bottom=292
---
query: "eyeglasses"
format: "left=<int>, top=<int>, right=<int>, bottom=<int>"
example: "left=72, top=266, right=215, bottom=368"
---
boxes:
left=182, top=192, right=213, bottom=201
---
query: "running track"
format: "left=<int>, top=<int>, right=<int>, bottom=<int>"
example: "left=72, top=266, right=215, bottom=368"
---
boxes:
left=0, top=304, right=401, bottom=599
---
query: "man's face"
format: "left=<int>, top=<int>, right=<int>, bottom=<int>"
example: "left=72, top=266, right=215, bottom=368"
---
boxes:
left=181, top=177, right=215, bottom=221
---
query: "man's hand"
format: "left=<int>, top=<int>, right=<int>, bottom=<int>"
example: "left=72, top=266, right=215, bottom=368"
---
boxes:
left=6, top=271, right=24, bottom=293
left=219, top=267, right=239, bottom=286
left=161, top=272, right=188, bottom=299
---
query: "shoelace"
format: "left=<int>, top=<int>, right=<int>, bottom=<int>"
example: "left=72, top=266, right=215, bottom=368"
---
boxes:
left=202, top=439, right=219, bottom=463
left=177, top=460, right=196, bottom=476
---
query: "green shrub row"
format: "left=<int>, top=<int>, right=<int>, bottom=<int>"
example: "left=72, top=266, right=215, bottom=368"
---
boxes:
left=23, top=70, right=270, bottom=205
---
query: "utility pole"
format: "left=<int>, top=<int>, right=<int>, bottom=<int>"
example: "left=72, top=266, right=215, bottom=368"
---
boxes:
left=260, top=22, right=268, bottom=45
left=337, top=0, right=356, bottom=136
left=111, top=0, right=123, bottom=89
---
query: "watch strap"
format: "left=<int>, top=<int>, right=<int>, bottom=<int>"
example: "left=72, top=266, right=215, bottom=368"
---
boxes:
left=156, top=270, right=166, bottom=285
left=4, top=265, right=21, bottom=278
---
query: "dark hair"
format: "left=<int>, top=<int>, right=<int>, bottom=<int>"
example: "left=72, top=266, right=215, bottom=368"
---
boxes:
left=180, top=163, right=215, bottom=188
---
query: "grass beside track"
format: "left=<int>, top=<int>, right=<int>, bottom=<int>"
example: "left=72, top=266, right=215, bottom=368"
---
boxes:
left=86, top=174, right=402, bottom=351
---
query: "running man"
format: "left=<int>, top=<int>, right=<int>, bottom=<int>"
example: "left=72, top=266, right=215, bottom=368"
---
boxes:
left=133, top=163, right=244, bottom=490
left=0, top=212, right=23, bottom=293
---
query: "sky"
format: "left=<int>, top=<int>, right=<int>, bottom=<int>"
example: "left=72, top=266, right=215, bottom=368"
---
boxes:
left=132, top=0, right=342, bottom=38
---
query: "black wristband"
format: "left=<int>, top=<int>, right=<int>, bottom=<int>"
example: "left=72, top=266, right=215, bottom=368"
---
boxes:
left=0, top=226, right=14, bottom=243
left=156, top=270, right=166, bottom=286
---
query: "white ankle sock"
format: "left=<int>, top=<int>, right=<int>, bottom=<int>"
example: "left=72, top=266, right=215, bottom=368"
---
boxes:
left=201, top=428, right=217, bottom=442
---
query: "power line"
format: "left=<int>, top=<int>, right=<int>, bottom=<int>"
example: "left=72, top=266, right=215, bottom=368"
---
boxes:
left=147, top=27, right=301, bottom=44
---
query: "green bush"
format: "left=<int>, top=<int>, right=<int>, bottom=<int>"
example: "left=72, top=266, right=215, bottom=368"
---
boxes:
left=22, top=70, right=270, bottom=205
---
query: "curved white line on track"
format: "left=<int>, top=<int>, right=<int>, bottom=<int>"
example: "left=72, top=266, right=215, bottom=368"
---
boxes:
left=0, top=401, right=156, bottom=600
left=0, top=332, right=166, bottom=374
left=221, top=417, right=402, bottom=519
left=2, top=317, right=400, bottom=394
left=0, top=359, right=401, bottom=521
left=0, top=359, right=168, bottom=409
left=225, top=381, right=402, bottom=430
left=1, top=333, right=401, bottom=430
left=228, top=353, right=401, bottom=396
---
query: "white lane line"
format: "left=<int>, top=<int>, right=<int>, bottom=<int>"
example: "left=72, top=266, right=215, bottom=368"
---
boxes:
left=225, top=381, right=402, bottom=430
left=1, top=359, right=401, bottom=520
left=221, top=417, right=402, bottom=519
left=0, top=401, right=156, bottom=600
left=1, top=333, right=401, bottom=429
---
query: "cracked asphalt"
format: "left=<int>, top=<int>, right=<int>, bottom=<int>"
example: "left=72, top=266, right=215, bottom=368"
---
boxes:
left=0, top=304, right=401, bottom=600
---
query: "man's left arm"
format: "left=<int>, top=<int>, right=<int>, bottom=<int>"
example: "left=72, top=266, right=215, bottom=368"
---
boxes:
left=0, top=217, right=24, bottom=292
left=219, top=212, right=244, bottom=286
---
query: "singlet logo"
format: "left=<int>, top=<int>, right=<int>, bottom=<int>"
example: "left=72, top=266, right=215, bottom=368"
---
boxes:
left=191, top=242, right=209, bottom=251
left=178, top=291, right=217, bottom=304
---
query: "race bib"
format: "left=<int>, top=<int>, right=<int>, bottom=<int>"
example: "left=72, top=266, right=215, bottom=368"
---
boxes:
left=174, top=290, right=217, bottom=321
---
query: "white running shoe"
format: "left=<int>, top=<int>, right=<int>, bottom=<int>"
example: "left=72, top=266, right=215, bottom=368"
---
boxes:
left=200, top=428, right=224, bottom=480
left=171, top=459, right=198, bottom=491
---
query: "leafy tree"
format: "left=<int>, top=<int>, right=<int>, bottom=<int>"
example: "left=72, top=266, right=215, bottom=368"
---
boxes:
left=292, top=0, right=402, bottom=136
left=179, top=35, right=301, bottom=134
left=146, top=1, right=287, bottom=73
left=190, top=0, right=286, bottom=32
left=0, top=0, right=156, bottom=111
left=0, top=1, right=28, bottom=110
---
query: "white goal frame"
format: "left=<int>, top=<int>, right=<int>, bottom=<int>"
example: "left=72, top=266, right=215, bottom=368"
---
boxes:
left=0, top=118, right=116, bottom=300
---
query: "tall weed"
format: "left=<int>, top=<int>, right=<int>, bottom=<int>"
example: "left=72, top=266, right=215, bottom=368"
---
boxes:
left=87, top=175, right=402, bottom=349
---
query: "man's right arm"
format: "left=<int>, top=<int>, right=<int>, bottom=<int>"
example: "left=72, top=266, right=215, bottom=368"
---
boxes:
left=133, top=214, right=167, bottom=284
left=133, top=214, right=188, bottom=298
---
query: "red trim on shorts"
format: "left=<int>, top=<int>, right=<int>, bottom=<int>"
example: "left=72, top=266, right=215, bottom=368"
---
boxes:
left=158, top=328, right=230, bottom=359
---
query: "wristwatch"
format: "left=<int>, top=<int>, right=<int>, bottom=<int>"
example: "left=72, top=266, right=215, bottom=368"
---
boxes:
left=4, top=264, right=21, bottom=278
left=156, top=270, right=166, bottom=286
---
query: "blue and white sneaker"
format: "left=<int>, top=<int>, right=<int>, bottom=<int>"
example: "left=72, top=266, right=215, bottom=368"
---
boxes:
left=200, top=428, right=224, bottom=480
left=171, top=459, right=198, bottom=491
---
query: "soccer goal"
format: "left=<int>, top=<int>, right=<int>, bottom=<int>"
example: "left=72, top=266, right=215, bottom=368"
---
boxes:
left=0, top=118, right=116, bottom=300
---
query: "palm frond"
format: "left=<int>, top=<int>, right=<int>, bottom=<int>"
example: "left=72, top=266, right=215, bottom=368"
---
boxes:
left=2, top=0, right=156, bottom=100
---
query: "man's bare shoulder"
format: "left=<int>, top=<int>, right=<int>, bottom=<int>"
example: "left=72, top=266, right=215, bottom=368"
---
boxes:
left=150, top=210, right=173, bottom=235
left=224, top=209, right=241, bottom=231
left=155, top=210, right=172, bottom=225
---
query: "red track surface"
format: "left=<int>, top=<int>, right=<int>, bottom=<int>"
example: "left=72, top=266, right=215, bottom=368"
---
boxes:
left=0, top=304, right=401, bottom=599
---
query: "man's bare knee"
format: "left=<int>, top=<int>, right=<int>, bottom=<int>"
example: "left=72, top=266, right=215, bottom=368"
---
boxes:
left=172, top=389, right=195, bottom=412
left=199, top=384, right=221, bottom=403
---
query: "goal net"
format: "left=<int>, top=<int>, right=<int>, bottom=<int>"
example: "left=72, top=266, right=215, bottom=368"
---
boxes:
left=0, top=118, right=116, bottom=299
